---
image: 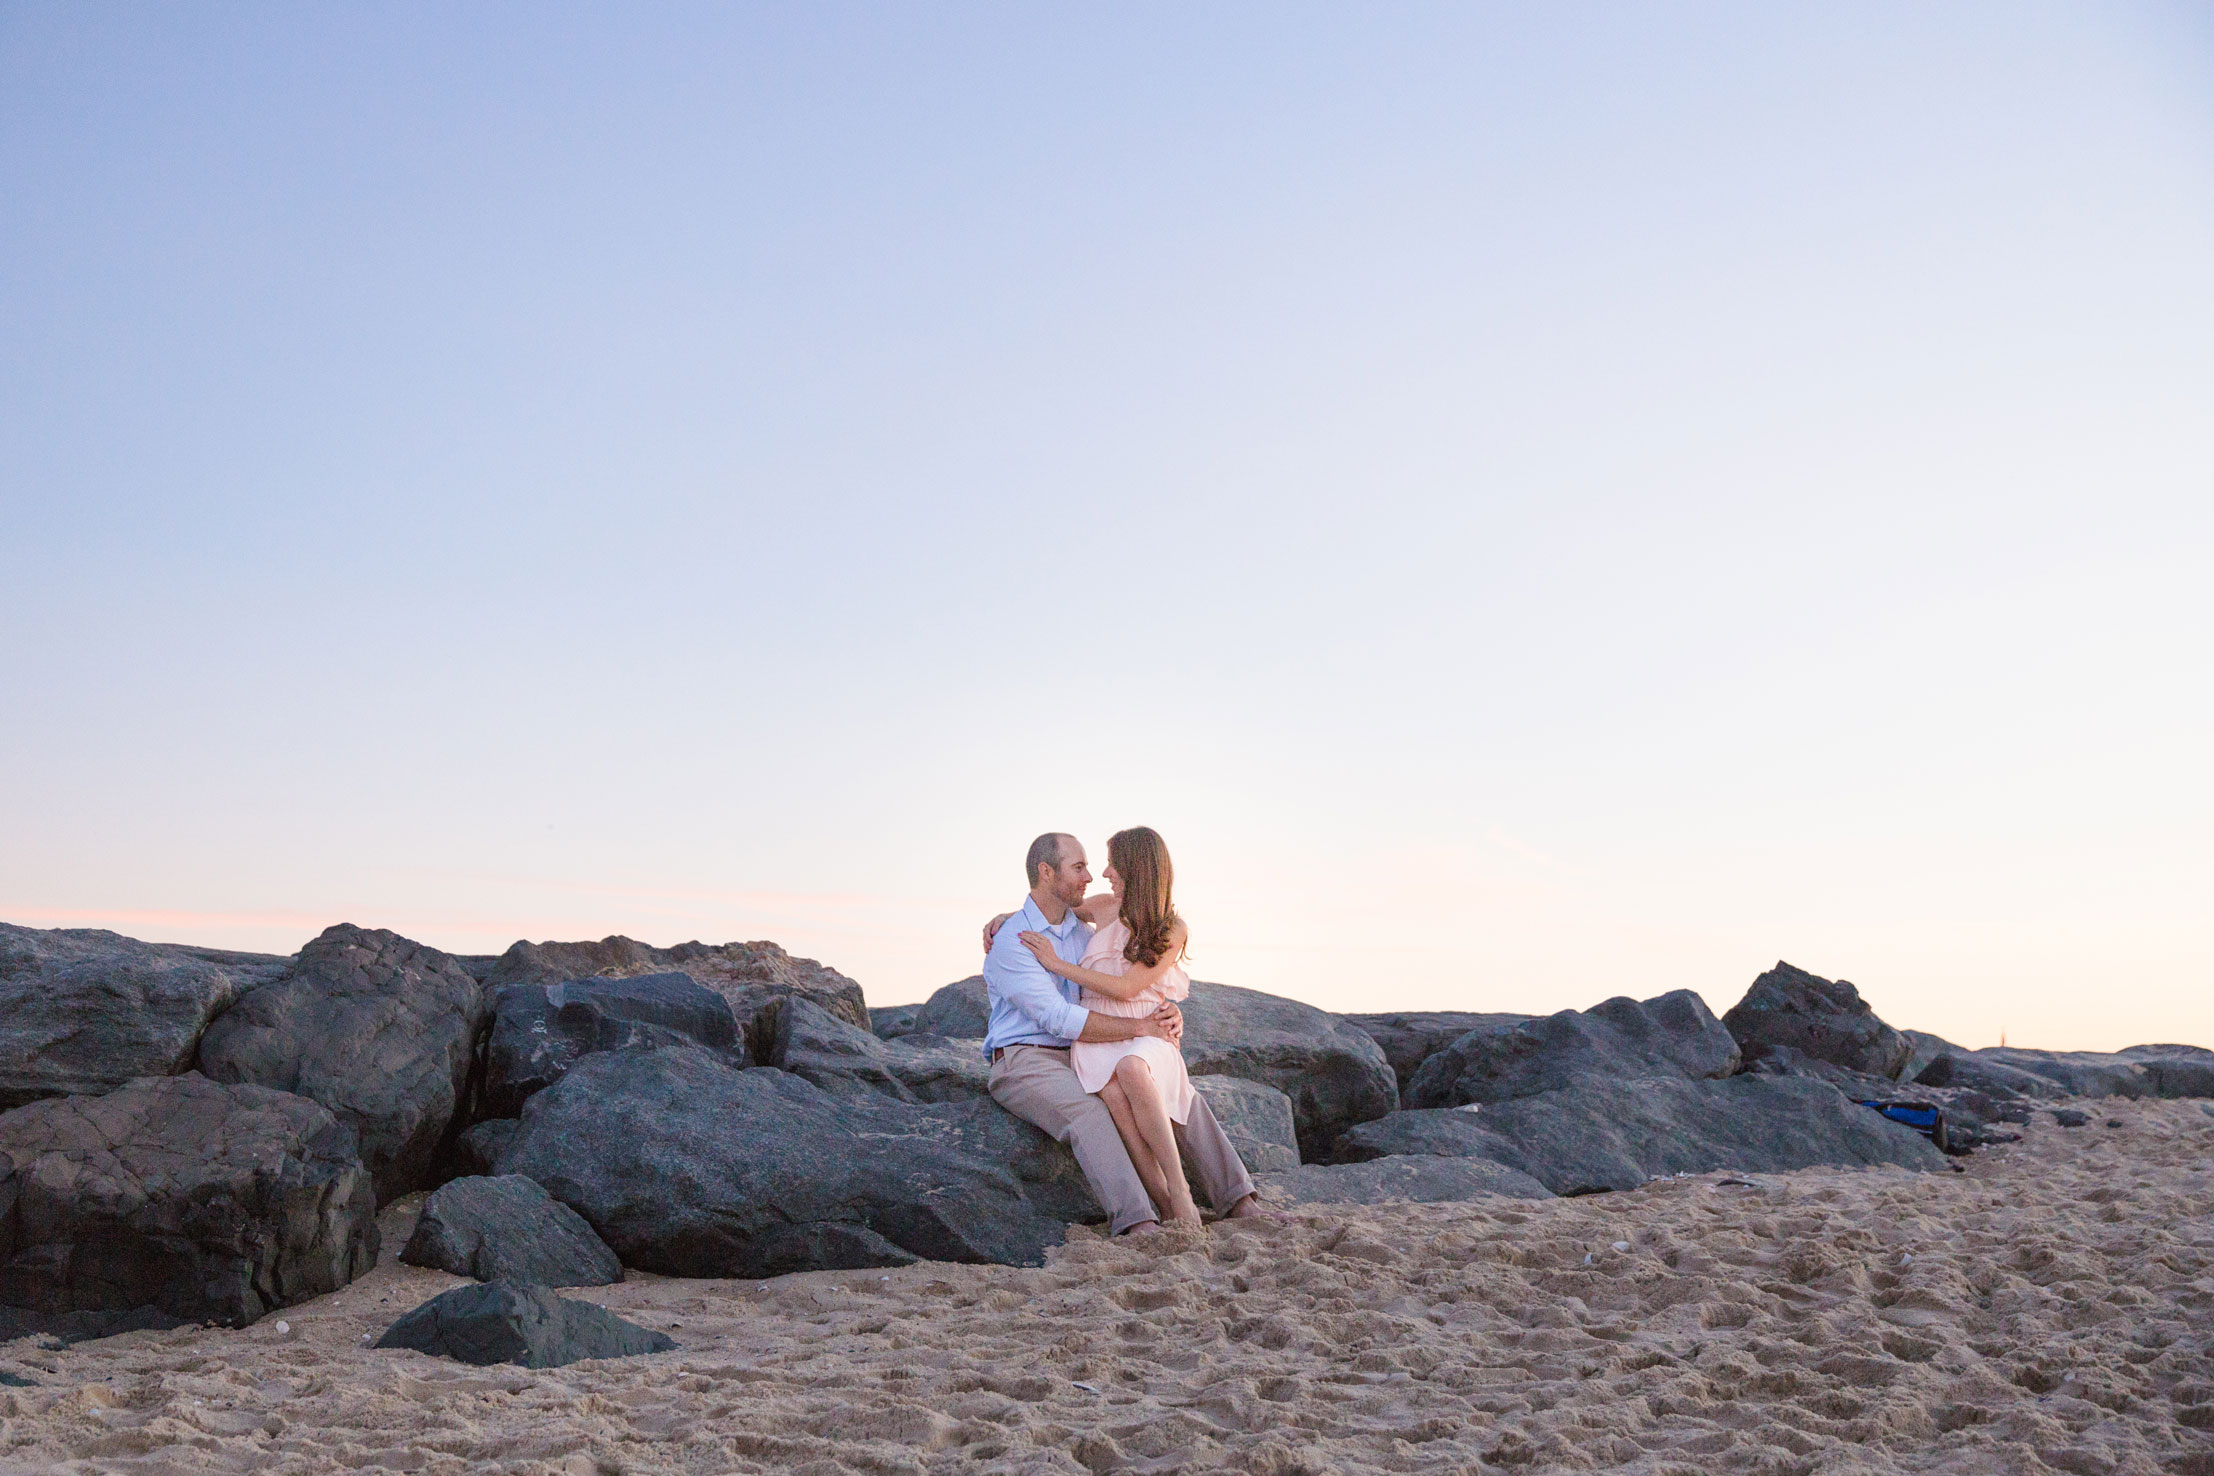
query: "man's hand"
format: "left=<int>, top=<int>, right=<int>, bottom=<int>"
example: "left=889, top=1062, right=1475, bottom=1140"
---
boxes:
left=981, top=912, right=1014, bottom=954
left=1151, top=1001, right=1183, bottom=1046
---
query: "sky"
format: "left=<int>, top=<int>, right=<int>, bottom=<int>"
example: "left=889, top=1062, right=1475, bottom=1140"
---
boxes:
left=3, top=4, right=2209, bottom=1052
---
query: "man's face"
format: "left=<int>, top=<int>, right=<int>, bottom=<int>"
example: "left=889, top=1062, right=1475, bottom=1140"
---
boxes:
left=1043, top=840, right=1091, bottom=909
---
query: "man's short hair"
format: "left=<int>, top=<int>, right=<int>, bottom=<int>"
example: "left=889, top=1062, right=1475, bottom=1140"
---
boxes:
left=1025, top=832, right=1074, bottom=887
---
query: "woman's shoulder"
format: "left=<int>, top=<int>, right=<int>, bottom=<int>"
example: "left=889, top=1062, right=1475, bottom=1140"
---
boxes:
left=1080, top=918, right=1131, bottom=971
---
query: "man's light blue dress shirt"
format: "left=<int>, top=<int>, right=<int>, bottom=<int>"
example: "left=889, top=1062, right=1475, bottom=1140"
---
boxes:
left=980, top=895, right=1092, bottom=1057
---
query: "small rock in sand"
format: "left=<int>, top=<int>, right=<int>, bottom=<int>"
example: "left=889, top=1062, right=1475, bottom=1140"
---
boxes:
left=373, top=1282, right=673, bottom=1369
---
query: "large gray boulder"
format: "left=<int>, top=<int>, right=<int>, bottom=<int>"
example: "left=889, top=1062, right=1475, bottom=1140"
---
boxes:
left=0, top=1074, right=378, bottom=1330
left=197, top=924, right=489, bottom=1203
left=1402, top=991, right=1738, bottom=1110
left=0, top=923, right=288, bottom=1110
left=481, top=972, right=741, bottom=1118
left=1722, top=962, right=1912, bottom=1080
left=1985, top=1047, right=2210, bottom=1098
left=374, top=1282, right=672, bottom=1368
left=2120, top=1045, right=2214, bottom=1099
left=2120, top=1043, right=2214, bottom=1061
left=1181, top=982, right=1398, bottom=1160
left=1343, top=1011, right=1534, bottom=1098
left=1190, top=1076, right=1299, bottom=1173
left=501, top=1047, right=1090, bottom=1279
left=1259, top=1155, right=1551, bottom=1207
left=1342, top=1074, right=1946, bottom=1196
left=1911, top=1050, right=2065, bottom=1100
left=768, top=998, right=990, bottom=1104
left=1916, top=1046, right=2214, bottom=1101
left=911, top=976, right=991, bottom=1039
left=483, top=936, right=868, bottom=1048
left=401, top=1175, right=621, bottom=1287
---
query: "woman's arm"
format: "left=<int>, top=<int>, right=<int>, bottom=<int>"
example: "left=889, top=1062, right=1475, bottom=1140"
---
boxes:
left=1018, top=923, right=1186, bottom=1003
left=989, top=892, right=1113, bottom=949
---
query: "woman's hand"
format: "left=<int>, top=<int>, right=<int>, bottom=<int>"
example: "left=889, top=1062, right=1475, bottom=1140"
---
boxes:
left=981, top=912, right=1014, bottom=953
left=1018, top=931, right=1075, bottom=977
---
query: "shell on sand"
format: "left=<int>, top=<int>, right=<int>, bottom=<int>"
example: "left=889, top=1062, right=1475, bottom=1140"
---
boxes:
left=3, top=1100, right=2212, bottom=1474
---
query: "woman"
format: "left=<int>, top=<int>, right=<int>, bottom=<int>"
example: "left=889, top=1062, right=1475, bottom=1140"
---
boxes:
left=1018, top=826, right=1201, bottom=1227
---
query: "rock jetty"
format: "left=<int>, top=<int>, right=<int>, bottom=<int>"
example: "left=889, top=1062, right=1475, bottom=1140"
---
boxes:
left=0, top=920, right=2203, bottom=1349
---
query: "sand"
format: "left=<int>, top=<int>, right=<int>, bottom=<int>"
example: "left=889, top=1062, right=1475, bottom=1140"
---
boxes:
left=3, top=1099, right=2210, bottom=1476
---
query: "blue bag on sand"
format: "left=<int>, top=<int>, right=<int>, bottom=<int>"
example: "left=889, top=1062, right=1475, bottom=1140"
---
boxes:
left=1858, top=1098, right=1949, bottom=1149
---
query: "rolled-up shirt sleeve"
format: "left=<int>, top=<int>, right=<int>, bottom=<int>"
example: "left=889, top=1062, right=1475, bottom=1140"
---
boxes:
left=984, top=927, right=1089, bottom=1042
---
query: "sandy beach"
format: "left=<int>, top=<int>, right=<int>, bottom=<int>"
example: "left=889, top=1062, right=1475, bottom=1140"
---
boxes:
left=4, top=1098, right=2208, bottom=1476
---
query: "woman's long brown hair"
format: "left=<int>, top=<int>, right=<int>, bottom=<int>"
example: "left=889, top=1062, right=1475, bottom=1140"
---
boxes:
left=1108, top=826, right=1183, bottom=969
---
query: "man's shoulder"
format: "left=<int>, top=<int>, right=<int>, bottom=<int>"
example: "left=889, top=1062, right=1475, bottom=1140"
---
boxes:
left=986, top=899, right=1044, bottom=965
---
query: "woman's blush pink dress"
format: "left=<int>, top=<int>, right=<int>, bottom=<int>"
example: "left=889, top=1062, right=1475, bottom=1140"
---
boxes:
left=1068, top=919, right=1196, bottom=1124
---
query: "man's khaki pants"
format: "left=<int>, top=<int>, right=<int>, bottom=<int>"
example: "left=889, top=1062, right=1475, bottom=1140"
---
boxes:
left=988, top=1044, right=1258, bottom=1235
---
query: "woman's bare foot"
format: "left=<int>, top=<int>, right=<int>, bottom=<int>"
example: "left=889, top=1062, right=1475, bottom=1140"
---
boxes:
left=1220, top=1193, right=1287, bottom=1224
left=1120, top=1219, right=1162, bottom=1238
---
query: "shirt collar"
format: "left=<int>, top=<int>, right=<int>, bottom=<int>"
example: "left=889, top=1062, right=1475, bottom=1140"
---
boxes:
left=1024, top=895, right=1083, bottom=935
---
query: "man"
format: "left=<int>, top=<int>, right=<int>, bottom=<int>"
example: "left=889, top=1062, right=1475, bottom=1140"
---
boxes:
left=984, top=831, right=1273, bottom=1236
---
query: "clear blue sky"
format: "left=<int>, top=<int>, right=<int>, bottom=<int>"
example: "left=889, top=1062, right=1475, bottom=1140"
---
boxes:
left=4, top=4, right=2209, bottom=1049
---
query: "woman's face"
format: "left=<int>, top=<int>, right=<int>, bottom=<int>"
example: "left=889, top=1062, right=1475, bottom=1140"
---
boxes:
left=1103, top=864, right=1123, bottom=900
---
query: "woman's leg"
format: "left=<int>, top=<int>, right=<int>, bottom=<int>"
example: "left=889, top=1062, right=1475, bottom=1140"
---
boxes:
left=1113, top=1056, right=1200, bottom=1224
left=1097, top=1076, right=1175, bottom=1221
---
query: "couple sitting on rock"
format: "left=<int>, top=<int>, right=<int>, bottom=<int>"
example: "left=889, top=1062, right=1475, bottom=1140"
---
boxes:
left=981, top=827, right=1276, bottom=1236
